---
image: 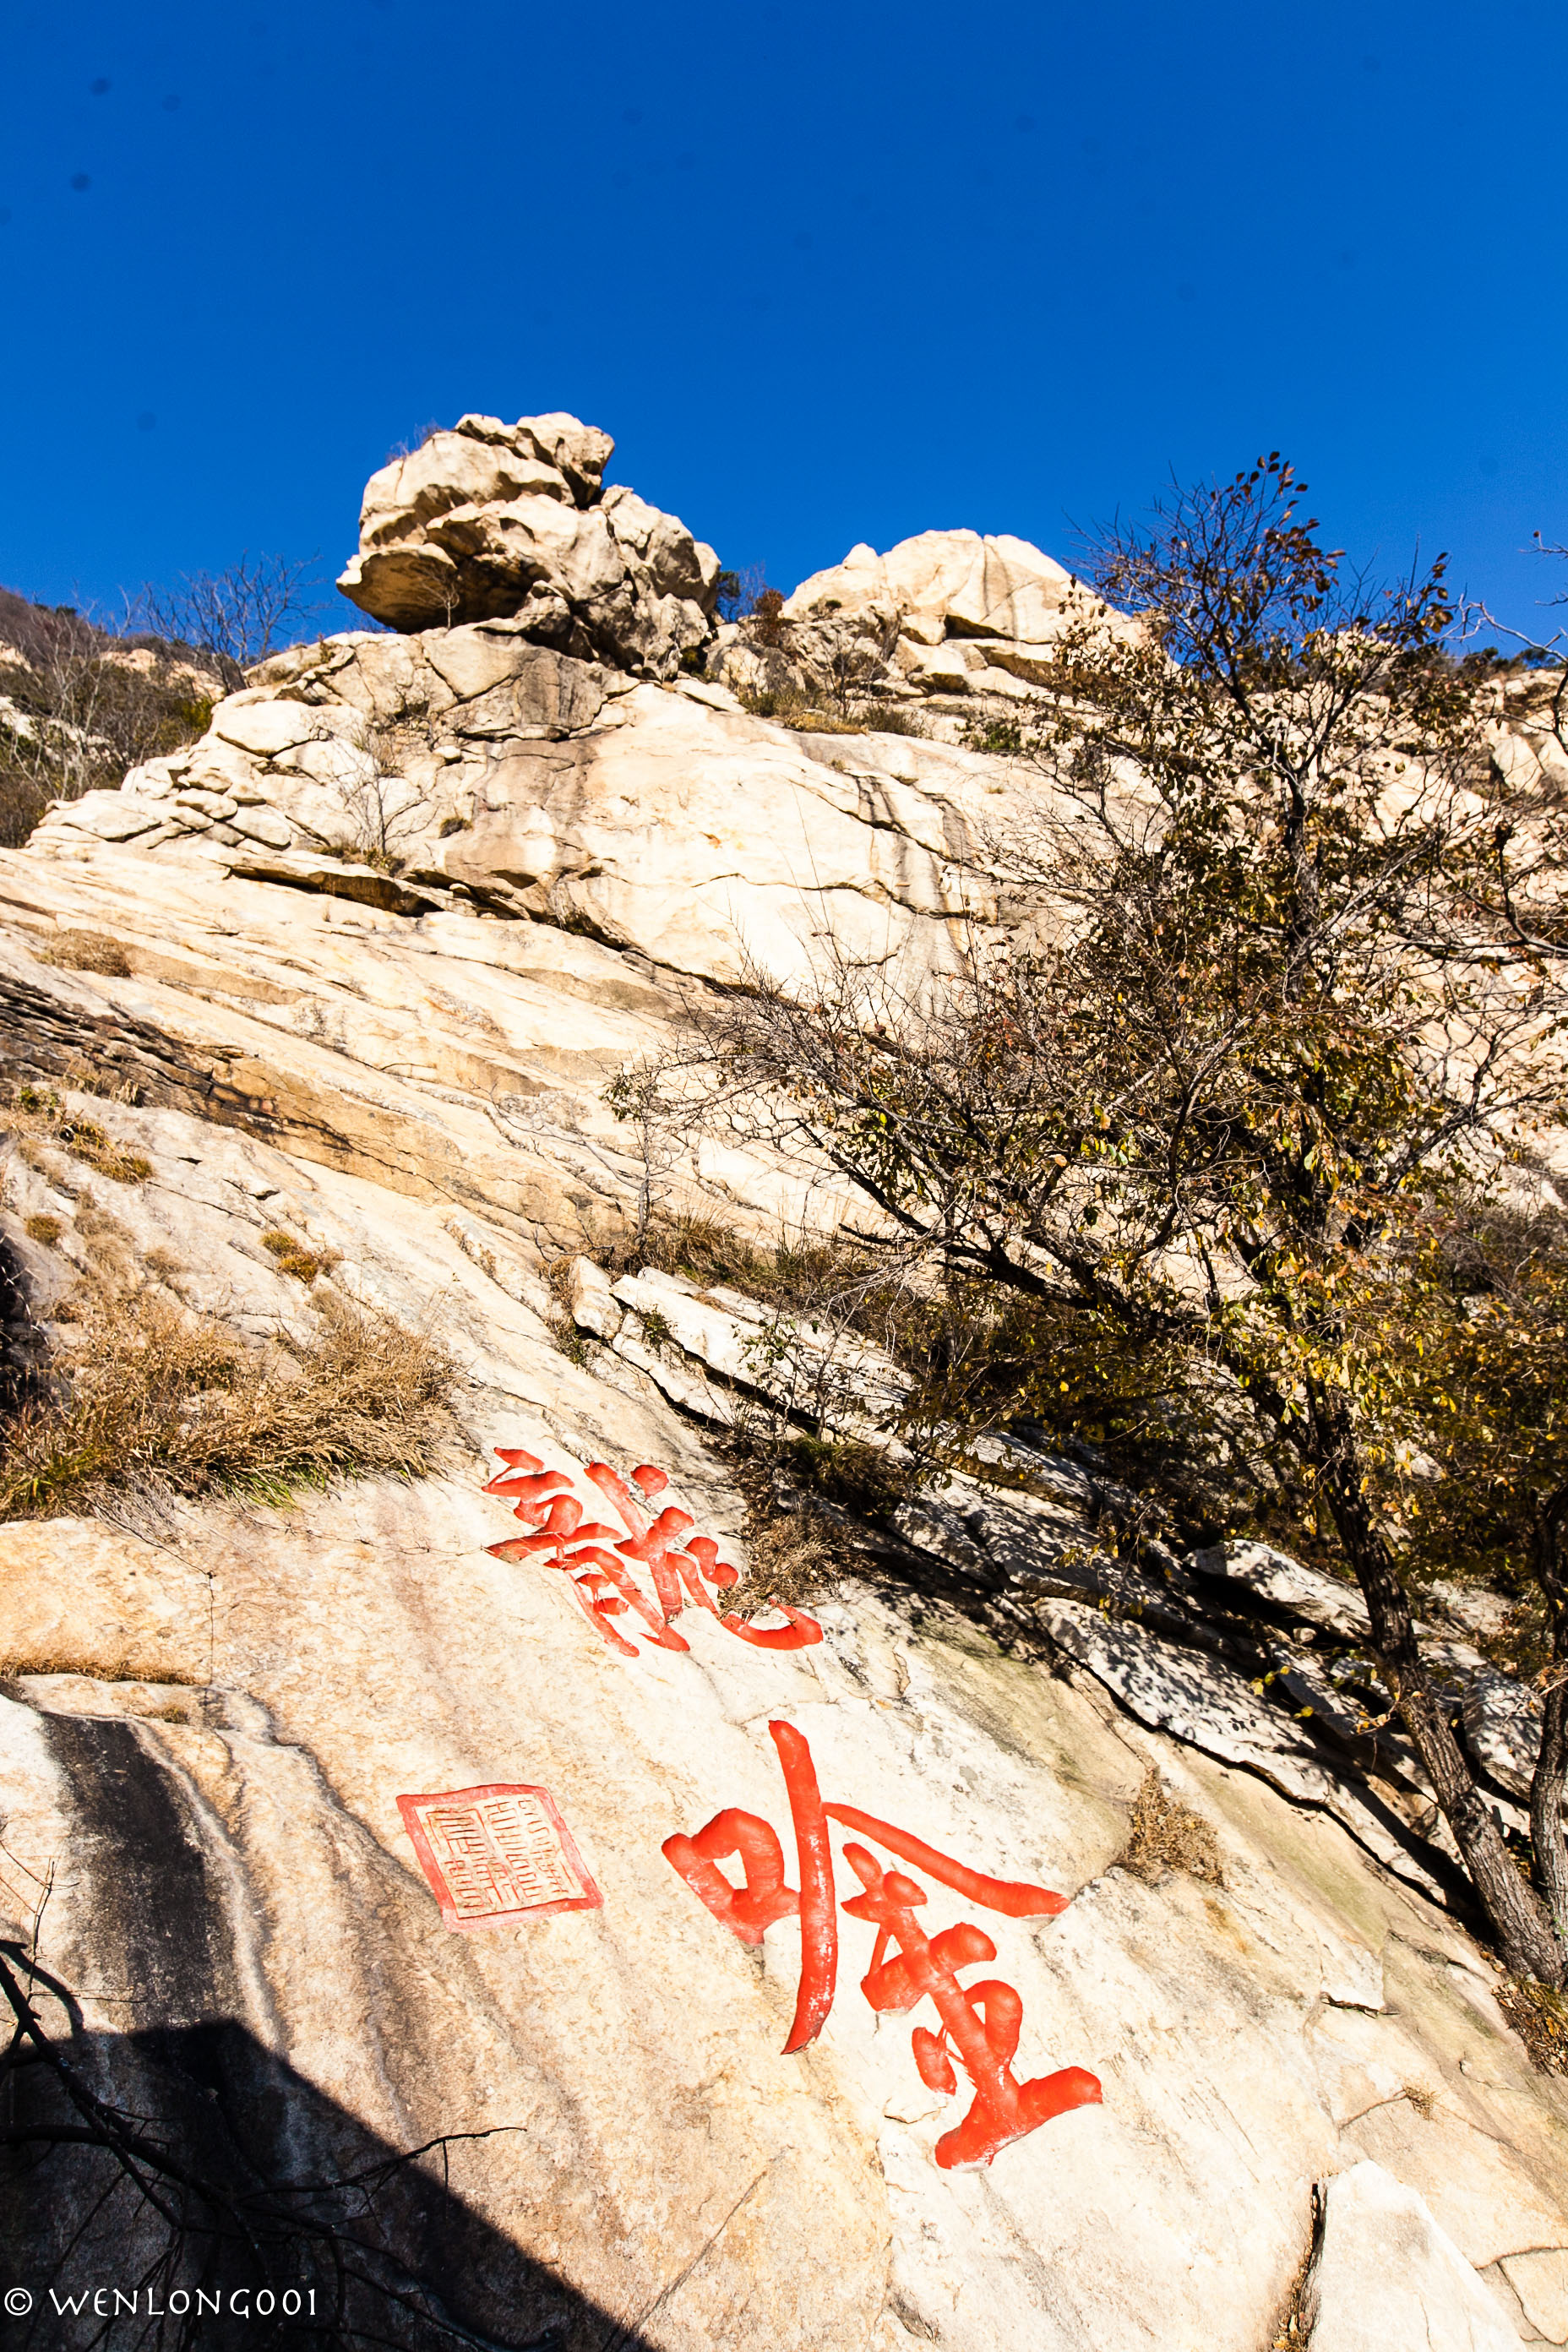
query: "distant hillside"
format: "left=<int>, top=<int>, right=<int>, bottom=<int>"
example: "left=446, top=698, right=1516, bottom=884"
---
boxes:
left=0, top=586, right=222, bottom=848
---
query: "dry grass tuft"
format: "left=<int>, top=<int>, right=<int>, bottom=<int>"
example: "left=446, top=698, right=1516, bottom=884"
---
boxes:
left=40, top=929, right=132, bottom=977
left=713, top=1433, right=847, bottom=1612
left=732, top=1508, right=840, bottom=1609
left=546, top=1306, right=590, bottom=1365
left=68, top=1124, right=153, bottom=1184
left=1118, top=1770, right=1225, bottom=1886
left=57, top=1059, right=143, bottom=1105
left=1498, top=1976, right=1568, bottom=2075
left=10, top=1085, right=151, bottom=1184
left=260, top=1228, right=339, bottom=1285
left=0, top=1276, right=457, bottom=1522
left=23, top=1214, right=63, bottom=1246
left=614, top=1207, right=886, bottom=1315
left=736, top=688, right=927, bottom=739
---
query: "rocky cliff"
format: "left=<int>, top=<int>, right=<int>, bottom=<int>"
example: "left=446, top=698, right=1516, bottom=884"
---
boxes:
left=2, top=416, right=1565, bottom=2351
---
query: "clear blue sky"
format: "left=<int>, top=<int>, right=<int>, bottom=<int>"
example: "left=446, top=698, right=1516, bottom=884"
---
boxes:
left=4, top=0, right=1565, bottom=643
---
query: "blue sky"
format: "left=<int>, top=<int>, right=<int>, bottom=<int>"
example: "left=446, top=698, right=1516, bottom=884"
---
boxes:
left=4, top=0, right=1565, bottom=643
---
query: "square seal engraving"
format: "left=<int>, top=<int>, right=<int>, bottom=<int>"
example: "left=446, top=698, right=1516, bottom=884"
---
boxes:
left=397, top=1783, right=602, bottom=1930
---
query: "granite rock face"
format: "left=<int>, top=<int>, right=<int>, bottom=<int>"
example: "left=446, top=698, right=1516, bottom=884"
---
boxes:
left=336, top=412, right=721, bottom=678
left=26, top=634, right=1023, bottom=993
left=710, top=527, right=1129, bottom=712
left=3, top=417, right=1568, bottom=2347
left=1303, top=2163, right=1526, bottom=2350
left=3, top=835, right=1566, bottom=2352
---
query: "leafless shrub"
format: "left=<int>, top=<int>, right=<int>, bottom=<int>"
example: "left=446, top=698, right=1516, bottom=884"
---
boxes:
left=0, top=1946, right=526, bottom=2351
left=0, top=594, right=217, bottom=847
left=131, top=552, right=321, bottom=689
left=1117, top=1770, right=1224, bottom=1885
left=715, top=564, right=770, bottom=623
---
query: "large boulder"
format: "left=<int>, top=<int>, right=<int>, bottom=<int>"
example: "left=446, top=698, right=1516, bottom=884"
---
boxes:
left=710, top=528, right=1128, bottom=716
left=337, top=412, right=722, bottom=680
left=784, top=528, right=1083, bottom=645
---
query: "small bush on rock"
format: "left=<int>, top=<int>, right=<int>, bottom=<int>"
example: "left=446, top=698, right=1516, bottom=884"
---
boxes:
left=40, top=929, right=132, bottom=977
left=959, top=712, right=1027, bottom=756
left=260, top=1228, right=339, bottom=1285
left=1118, top=1771, right=1224, bottom=1885
left=784, top=1431, right=914, bottom=1523
left=0, top=1267, right=456, bottom=1520
left=12, top=1086, right=151, bottom=1184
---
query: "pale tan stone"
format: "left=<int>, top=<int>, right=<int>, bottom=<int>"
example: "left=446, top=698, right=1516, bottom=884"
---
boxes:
left=1303, top=2164, right=1524, bottom=2350
left=0, top=1518, right=210, bottom=1683
left=1501, top=2250, right=1568, bottom=2344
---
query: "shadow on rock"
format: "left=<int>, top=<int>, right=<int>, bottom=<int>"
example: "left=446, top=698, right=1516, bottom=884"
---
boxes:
left=0, top=1992, right=644, bottom=2352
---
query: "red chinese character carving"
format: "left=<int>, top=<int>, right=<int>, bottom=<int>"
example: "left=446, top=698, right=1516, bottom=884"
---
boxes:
left=482, top=1447, right=824, bottom=1658
left=662, top=1720, right=1102, bottom=2170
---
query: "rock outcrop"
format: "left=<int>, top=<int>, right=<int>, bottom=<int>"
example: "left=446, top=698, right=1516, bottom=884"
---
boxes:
left=707, top=526, right=1145, bottom=716
left=3, top=417, right=1568, bottom=2350
left=4, top=806, right=1566, bottom=2352
left=27, top=629, right=1022, bottom=991
left=336, top=412, right=721, bottom=678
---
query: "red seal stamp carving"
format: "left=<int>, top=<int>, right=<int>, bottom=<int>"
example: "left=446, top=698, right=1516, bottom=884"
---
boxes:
left=397, top=1783, right=602, bottom=1930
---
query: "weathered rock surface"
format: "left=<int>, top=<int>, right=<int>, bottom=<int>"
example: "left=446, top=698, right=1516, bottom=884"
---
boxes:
left=2, top=874, right=1565, bottom=2344
left=708, top=527, right=1134, bottom=712
left=3, top=439, right=1568, bottom=2345
left=335, top=412, right=721, bottom=678
left=0, top=1516, right=211, bottom=1683
left=26, top=639, right=1026, bottom=994
left=1303, top=2162, right=1524, bottom=2349
left=787, top=528, right=1085, bottom=654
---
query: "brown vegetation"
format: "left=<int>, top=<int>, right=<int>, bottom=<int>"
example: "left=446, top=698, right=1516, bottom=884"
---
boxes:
left=716, top=1436, right=843, bottom=1612
left=1498, top=1976, right=1568, bottom=2075
left=1117, top=1770, right=1225, bottom=1886
left=687, top=460, right=1568, bottom=1984
left=260, top=1228, right=340, bottom=1285
left=0, top=592, right=218, bottom=848
left=11, top=1084, right=152, bottom=1184
left=39, top=928, right=132, bottom=976
left=0, top=1265, right=456, bottom=1522
left=737, top=683, right=926, bottom=738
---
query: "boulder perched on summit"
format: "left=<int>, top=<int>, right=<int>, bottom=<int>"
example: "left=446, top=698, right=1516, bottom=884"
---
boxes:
left=784, top=526, right=1082, bottom=642
left=783, top=525, right=1124, bottom=696
left=337, top=411, right=721, bottom=679
left=710, top=526, right=1141, bottom=713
